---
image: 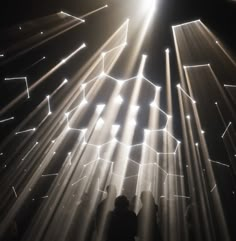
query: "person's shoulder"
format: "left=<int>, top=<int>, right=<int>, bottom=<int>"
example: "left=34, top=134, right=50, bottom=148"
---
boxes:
left=128, top=210, right=137, bottom=217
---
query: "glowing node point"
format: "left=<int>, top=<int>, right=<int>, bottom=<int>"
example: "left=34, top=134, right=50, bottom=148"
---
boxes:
left=167, top=115, right=172, bottom=119
left=63, top=78, right=68, bottom=84
left=33, top=128, right=36, bottom=131
left=96, top=104, right=106, bottom=113
left=80, top=98, right=88, bottom=106
left=177, top=140, right=181, bottom=144
left=115, top=95, right=123, bottom=104
left=201, top=130, right=205, bottom=134
left=195, top=143, right=199, bottom=147
left=215, top=102, right=218, bottom=105
left=186, top=115, right=191, bottom=120
left=129, top=119, right=137, bottom=126
left=81, top=43, right=86, bottom=48
left=40, top=31, right=44, bottom=35
left=43, top=56, right=46, bottom=59
left=65, top=112, right=69, bottom=117
left=81, top=83, right=87, bottom=89
left=165, top=48, right=170, bottom=53
left=61, top=59, right=66, bottom=64
left=150, top=102, right=156, bottom=108
left=48, top=112, right=52, bottom=115
left=162, top=128, right=167, bottom=132
left=101, top=52, right=106, bottom=57
left=216, top=41, right=219, bottom=44
left=177, top=84, right=181, bottom=88
left=52, top=140, right=55, bottom=143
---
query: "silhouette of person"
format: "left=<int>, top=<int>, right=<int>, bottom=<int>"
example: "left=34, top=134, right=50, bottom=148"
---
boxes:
left=137, top=191, right=162, bottom=241
left=95, top=185, right=117, bottom=241
left=106, top=195, right=137, bottom=241
left=66, top=192, right=94, bottom=241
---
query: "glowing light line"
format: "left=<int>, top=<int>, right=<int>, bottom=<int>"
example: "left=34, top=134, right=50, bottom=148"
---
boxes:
left=177, top=84, right=196, bottom=104
left=172, top=19, right=200, bottom=28
left=60, top=11, right=85, bottom=22
left=15, top=128, right=36, bottom=135
left=208, top=159, right=230, bottom=168
left=173, top=195, right=191, bottom=199
left=5, top=77, right=30, bottom=98
left=221, top=122, right=232, bottom=138
left=41, top=173, right=59, bottom=177
left=71, top=176, right=87, bottom=186
left=210, top=184, right=217, bottom=193
left=224, top=84, right=236, bottom=88
left=79, top=4, right=108, bottom=19
left=21, top=56, right=46, bottom=73
left=22, top=142, right=39, bottom=161
left=12, top=186, right=17, bottom=198
left=46, top=95, right=52, bottom=115
left=184, top=64, right=210, bottom=68
left=41, top=196, right=49, bottom=199
left=0, top=117, right=14, bottom=123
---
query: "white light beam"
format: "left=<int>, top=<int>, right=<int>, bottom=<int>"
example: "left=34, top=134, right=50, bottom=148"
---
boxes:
left=0, top=117, right=14, bottom=123
left=221, top=122, right=232, bottom=138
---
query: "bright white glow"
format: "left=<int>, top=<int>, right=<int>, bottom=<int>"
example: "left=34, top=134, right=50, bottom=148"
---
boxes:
left=40, top=31, right=44, bottom=35
left=96, top=104, right=106, bottom=113
left=201, top=130, right=205, bottom=134
left=111, top=125, right=120, bottom=136
left=80, top=98, right=88, bottom=106
left=0, top=54, right=4, bottom=57
left=186, top=115, right=191, bottom=120
left=131, top=105, right=140, bottom=112
left=195, top=143, right=199, bottom=146
left=150, top=102, right=156, bottom=107
left=129, top=119, right=137, bottom=126
left=215, top=102, right=218, bottom=105
left=63, top=78, right=68, bottom=84
left=115, top=95, right=123, bottom=104
left=141, top=0, right=156, bottom=13
left=177, top=84, right=180, bottom=88
left=96, top=118, right=104, bottom=129
left=65, top=112, right=69, bottom=117
left=165, top=48, right=170, bottom=53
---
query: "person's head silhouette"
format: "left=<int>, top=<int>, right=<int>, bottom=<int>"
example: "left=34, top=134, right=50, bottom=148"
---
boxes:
left=114, top=195, right=129, bottom=210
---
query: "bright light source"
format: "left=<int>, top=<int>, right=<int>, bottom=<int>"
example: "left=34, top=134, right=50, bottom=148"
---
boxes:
left=129, top=119, right=137, bottom=126
left=63, top=78, right=68, bottom=84
left=96, top=118, right=104, bottom=129
left=115, top=95, right=123, bottom=104
left=80, top=98, right=88, bottom=106
left=96, top=104, right=106, bottom=113
left=177, top=84, right=181, bottom=88
left=141, top=0, right=156, bottom=13
left=186, top=115, right=191, bottom=120
left=150, top=102, right=156, bottom=107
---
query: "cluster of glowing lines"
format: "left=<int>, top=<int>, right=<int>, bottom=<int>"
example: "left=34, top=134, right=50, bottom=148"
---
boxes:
left=70, top=154, right=184, bottom=187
